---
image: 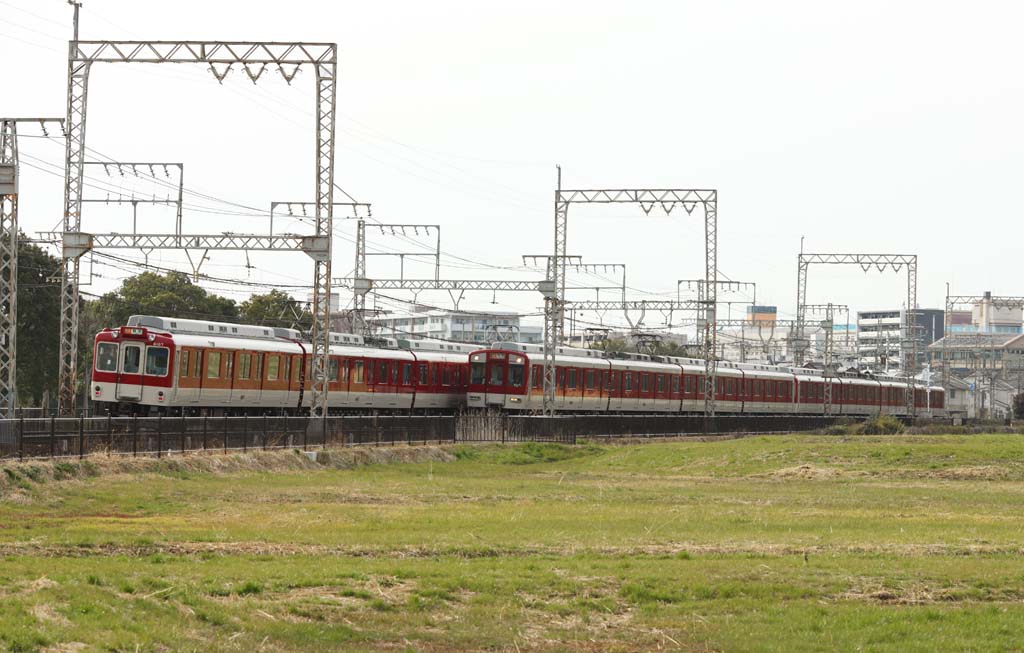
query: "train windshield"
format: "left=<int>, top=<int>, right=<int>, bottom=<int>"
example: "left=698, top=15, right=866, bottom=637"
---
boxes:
left=488, top=364, right=504, bottom=386
left=509, top=362, right=524, bottom=387
left=96, top=342, right=118, bottom=372
left=470, top=355, right=486, bottom=385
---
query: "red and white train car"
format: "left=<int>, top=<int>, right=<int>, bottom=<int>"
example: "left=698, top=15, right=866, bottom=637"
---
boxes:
left=467, top=343, right=946, bottom=417
left=92, top=316, right=471, bottom=415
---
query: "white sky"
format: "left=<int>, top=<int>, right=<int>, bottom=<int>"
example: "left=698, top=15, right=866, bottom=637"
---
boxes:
left=3, top=0, right=1022, bottom=335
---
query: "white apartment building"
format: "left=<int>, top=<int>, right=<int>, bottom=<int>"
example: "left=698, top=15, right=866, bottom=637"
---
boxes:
left=368, top=309, right=542, bottom=345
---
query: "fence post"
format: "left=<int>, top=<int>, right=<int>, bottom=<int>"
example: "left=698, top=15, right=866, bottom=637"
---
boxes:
left=132, top=415, right=138, bottom=457
left=501, top=413, right=506, bottom=444
left=156, top=415, right=163, bottom=458
left=78, top=415, right=84, bottom=459
left=49, top=415, right=55, bottom=459
left=321, top=416, right=327, bottom=450
left=407, top=417, right=412, bottom=446
left=181, top=414, right=187, bottom=454
left=242, top=414, right=248, bottom=452
left=263, top=414, right=268, bottom=450
left=17, top=416, right=24, bottom=461
left=302, top=416, right=308, bottom=450
left=106, top=414, right=113, bottom=454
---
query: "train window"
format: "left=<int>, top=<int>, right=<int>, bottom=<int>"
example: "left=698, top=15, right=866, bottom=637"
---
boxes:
left=225, top=353, right=233, bottom=379
left=431, top=364, right=439, bottom=386
left=96, top=342, right=118, bottom=372
left=490, top=364, right=505, bottom=386
left=624, top=373, right=632, bottom=391
left=267, top=355, right=280, bottom=381
left=442, top=367, right=451, bottom=386
left=606, top=372, right=615, bottom=392
left=206, top=351, right=221, bottom=379
left=640, top=374, right=648, bottom=393
left=340, top=359, right=349, bottom=383
left=672, top=376, right=679, bottom=393
left=178, top=350, right=189, bottom=378
left=122, top=344, right=142, bottom=375
left=684, top=376, right=694, bottom=394
left=328, top=358, right=340, bottom=382
left=353, top=360, right=364, bottom=384
left=507, top=364, right=524, bottom=388
left=729, top=379, right=737, bottom=395
left=378, top=361, right=388, bottom=384
left=470, top=358, right=485, bottom=385
left=567, top=369, right=577, bottom=389
left=532, top=366, right=542, bottom=389
left=657, top=375, right=664, bottom=393
left=145, top=347, right=169, bottom=376
left=585, top=370, right=595, bottom=390
left=419, top=363, right=429, bottom=385
left=392, top=364, right=400, bottom=384
left=280, top=356, right=289, bottom=381
left=238, top=353, right=252, bottom=380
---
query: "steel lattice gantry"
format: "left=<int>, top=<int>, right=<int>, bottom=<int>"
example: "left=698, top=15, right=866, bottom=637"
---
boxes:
left=334, top=278, right=551, bottom=293
left=942, top=294, right=1024, bottom=395
left=795, top=253, right=918, bottom=416
left=0, top=118, right=66, bottom=417
left=57, top=41, right=338, bottom=417
left=546, top=186, right=718, bottom=417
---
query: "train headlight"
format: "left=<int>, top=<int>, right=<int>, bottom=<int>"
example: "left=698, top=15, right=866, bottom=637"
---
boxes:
left=157, top=391, right=165, bottom=402
left=94, top=385, right=102, bottom=397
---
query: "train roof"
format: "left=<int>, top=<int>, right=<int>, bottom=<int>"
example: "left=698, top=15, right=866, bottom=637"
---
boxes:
left=128, top=315, right=302, bottom=341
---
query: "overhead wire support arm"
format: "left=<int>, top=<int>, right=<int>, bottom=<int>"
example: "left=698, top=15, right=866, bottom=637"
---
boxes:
left=58, top=36, right=339, bottom=417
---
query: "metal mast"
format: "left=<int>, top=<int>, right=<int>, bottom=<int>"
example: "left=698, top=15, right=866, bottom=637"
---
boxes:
left=56, top=40, right=339, bottom=416
left=0, top=121, right=19, bottom=417
left=0, top=118, right=65, bottom=417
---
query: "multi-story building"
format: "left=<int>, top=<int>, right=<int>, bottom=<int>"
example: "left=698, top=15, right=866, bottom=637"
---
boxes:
left=856, top=308, right=944, bottom=371
left=368, top=308, right=542, bottom=345
left=972, top=291, right=1024, bottom=333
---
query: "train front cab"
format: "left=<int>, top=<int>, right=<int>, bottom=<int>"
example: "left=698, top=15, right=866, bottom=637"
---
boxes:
left=468, top=349, right=528, bottom=409
left=92, top=326, right=175, bottom=412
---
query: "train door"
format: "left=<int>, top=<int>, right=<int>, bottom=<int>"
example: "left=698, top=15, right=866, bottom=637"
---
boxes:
left=116, top=341, right=144, bottom=401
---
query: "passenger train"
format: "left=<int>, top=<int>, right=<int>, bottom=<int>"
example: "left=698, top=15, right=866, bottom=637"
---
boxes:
left=91, top=316, right=472, bottom=415
left=467, top=343, right=945, bottom=417
left=91, top=316, right=945, bottom=418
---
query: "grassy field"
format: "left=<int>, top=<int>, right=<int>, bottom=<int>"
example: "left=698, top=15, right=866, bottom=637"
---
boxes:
left=2, top=434, right=1024, bottom=652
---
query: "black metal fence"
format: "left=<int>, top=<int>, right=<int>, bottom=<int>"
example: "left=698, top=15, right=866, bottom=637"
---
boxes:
left=0, top=415, right=457, bottom=460
left=454, top=414, right=839, bottom=444
left=0, top=413, right=840, bottom=461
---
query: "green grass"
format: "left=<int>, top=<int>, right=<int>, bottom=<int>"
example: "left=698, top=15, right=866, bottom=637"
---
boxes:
left=2, top=434, right=1024, bottom=651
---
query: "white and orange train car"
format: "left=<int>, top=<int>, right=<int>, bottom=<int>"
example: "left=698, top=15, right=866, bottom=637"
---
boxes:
left=91, top=316, right=472, bottom=415
left=467, top=343, right=945, bottom=417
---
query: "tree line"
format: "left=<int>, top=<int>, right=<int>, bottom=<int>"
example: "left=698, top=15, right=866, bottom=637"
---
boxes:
left=16, top=239, right=311, bottom=407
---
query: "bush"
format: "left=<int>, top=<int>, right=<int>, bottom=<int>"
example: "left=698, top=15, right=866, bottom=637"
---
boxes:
left=857, top=415, right=905, bottom=435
